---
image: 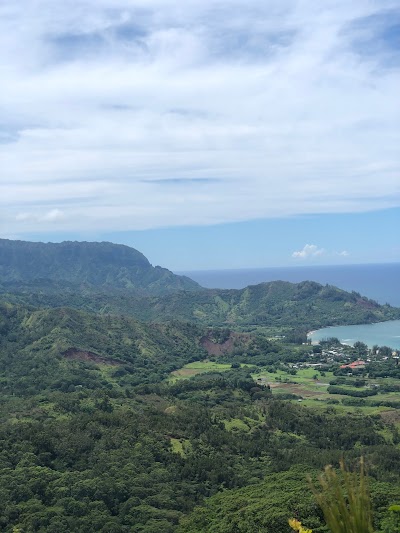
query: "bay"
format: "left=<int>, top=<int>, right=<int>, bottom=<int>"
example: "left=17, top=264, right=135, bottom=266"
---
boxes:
left=308, top=320, right=400, bottom=349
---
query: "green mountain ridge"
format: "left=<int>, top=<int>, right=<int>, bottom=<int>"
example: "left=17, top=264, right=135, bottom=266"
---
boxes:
left=136, top=280, right=400, bottom=328
left=0, top=239, right=200, bottom=295
left=3, top=278, right=399, bottom=332
left=2, top=239, right=399, bottom=332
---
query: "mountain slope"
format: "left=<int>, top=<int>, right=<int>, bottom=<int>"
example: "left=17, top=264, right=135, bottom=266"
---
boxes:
left=0, top=298, right=207, bottom=395
left=142, top=280, right=400, bottom=328
left=0, top=239, right=200, bottom=295
left=3, top=279, right=399, bottom=331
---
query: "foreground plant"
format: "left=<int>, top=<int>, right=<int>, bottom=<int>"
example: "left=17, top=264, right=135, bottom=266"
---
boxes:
left=310, top=458, right=373, bottom=533
left=289, top=458, right=374, bottom=533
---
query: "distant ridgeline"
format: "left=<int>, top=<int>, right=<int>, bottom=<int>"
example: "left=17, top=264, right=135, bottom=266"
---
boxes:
left=1, top=238, right=399, bottom=330
left=0, top=239, right=200, bottom=295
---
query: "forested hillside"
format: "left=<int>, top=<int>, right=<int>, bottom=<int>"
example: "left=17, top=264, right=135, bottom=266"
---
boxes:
left=1, top=240, right=400, bottom=532
left=4, top=278, right=399, bottom=331
left=136, top=280, right=400, bottom=328
left=0, top=298, right=208, bottom=393
left=0, top=239, right=200, bottom=295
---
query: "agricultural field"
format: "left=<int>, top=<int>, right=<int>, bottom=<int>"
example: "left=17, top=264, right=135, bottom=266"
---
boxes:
left=170, top=361, right=400, bottom=419
left=253, top=367, right=334, bottom=398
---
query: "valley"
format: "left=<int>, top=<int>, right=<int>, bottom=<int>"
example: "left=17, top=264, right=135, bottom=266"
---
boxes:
left=0, top=240, right=400, bottom=532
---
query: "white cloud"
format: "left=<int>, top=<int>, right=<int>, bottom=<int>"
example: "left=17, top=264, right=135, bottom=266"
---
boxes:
left=0, top=0, right=399, bottom=235
left=15, top=212, right=34, bottom=222
left=15, top=209, right=66, bottom=223
left=40, top=209, right=65, bottom=222
left=292, top=245, right=351, bottom=259
left=292, top=244, right=326, bottom=258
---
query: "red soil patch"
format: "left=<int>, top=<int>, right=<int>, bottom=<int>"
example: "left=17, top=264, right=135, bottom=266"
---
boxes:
left=380, top=410, right=400, bottom=425
left=356, top=298, right=378, bottom=309
left=172, top=368, right=201, bottom=377
left=201, top=332, right=250, bottom=356
left=62, top=348, right=121, bottom=366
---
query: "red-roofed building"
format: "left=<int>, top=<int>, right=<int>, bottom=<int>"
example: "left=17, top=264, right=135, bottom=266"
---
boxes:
left=340, top=360, right=367, bottom=370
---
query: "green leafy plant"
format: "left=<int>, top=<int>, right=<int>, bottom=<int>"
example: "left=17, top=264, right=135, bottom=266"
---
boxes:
left=380, top=504, right=400, bottom=532
left=310, top=458, right=373, bottom=533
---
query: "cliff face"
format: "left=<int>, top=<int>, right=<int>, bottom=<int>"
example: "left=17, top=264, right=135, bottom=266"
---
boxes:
left=0, top=239, right=200, bottom=295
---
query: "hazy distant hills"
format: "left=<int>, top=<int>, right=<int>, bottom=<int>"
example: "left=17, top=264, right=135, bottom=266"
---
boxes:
left=0, top=239, right=200, bottom=295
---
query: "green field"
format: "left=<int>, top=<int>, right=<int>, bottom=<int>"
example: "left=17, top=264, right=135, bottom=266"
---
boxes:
left=169, top=361, right=232, bottom=382
left=169, top=362, right=400, bottom=419
left=168, top=360, right=255, bottom=382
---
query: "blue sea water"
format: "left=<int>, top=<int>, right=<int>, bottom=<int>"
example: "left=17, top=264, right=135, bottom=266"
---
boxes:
left=180, top=263, right=400, bottom=307
left=309, top=320, right=400, bottom=350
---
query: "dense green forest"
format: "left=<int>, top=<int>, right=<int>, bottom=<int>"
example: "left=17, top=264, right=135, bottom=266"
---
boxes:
left=1, top=240, right=400, bottom=532
left=2, top=280, right=399, bottom=332
left=0, top=239, right=199, bottom=295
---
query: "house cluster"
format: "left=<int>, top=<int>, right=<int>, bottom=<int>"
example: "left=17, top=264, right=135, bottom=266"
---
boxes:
left=305, top=348, right=346, bottom=366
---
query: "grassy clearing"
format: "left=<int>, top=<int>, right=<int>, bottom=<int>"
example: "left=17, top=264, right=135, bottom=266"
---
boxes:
left=168, top=361, right=255, bottom=382
left=97, top=363, right=121, bottom=385
left=253, top=367, right=334, bottom=382
left=170, top=438, right=191, bottom=456
left=169, top=361, right=231, bottom=382
left=297, top=398, right=393, bottom=415
left=253, top=368, right=334, bottom=398
left=170, top=438, right=184, bottom=455
left=223, top=418, right=251, bottom=432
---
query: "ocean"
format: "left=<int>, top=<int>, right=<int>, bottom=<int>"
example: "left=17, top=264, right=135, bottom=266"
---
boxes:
left=309, top=320, right=400, bottom=350
left=180, top=263, right=400, bottom=307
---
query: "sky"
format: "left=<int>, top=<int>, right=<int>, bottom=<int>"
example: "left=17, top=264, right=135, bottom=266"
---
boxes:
left=1, top=0, right=399, bottom=270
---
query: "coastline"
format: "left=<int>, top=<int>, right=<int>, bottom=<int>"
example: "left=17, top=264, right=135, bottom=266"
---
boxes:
left=308, top=320, right=400, bottom=350
left=307, top=326, right=336, bottom=338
